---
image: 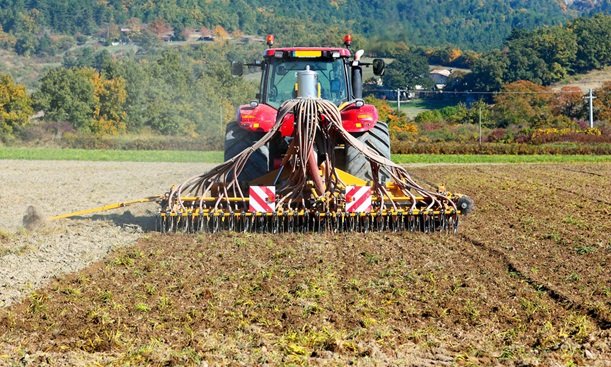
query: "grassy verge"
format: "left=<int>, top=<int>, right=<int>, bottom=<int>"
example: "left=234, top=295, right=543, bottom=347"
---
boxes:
left=1, top=147, right=610, bottom=164
left=0, top=147, right=224, bottom=163
left=392, top=154, right=611, bottom=164
left=389, top=98, right=457, bottom=119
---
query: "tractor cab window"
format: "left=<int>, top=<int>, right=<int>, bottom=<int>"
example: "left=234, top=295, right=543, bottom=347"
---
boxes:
left=265, top=58, right=347, bottom=108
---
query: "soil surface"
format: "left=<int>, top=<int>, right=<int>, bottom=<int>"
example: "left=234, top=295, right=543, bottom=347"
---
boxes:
left=0, top=160, right=215, bottom=307
left=0, top=160, right=609, bottom=366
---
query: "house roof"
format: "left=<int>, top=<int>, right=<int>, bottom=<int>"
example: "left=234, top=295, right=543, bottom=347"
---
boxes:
left=430, top=69, right=452, bottom=77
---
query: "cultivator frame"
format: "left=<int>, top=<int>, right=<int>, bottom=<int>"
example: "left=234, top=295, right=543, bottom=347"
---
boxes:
left=157, top=173, right=466, bottom=234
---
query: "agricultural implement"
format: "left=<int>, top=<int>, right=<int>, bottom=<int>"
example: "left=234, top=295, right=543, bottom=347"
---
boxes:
left=47, top=35, right=473, bottom=233
left=157, top=35, right=473, bottom=233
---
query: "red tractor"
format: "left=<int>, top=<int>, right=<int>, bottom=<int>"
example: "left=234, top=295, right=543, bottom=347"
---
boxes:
left=228, top=34, right=387, bottom=183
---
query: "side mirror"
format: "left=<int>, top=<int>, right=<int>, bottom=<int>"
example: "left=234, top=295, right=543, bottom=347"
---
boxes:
left=373, top=58, right=385, bottom=76
left=231, top=61, right=244, bottom=76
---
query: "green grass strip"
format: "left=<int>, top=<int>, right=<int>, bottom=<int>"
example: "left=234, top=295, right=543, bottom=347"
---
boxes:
left=391, top=154, right=611, bottom=164
left=1, top=147, right=609, bottom=164
left=0, top=147, right=224, bottom=163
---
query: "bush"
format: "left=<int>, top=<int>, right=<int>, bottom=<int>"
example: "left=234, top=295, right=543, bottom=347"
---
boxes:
left=391, top=141, right=611, bottom=155
left=60, top=132, right=223, bottom=151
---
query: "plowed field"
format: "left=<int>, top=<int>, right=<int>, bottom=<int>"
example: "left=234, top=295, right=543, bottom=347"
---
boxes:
left=0, top=161, right=609, bottom=366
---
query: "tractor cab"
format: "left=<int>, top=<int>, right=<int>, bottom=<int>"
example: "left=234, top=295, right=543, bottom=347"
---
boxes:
left=260, top=47, right=352, bottom=107
left=231, top=34, right=385, bottom=136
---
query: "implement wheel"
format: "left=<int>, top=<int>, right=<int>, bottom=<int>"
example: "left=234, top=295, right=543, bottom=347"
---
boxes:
left=345, top=121, right=391, bottom=183
left=224, top=121, right=270, bottom=183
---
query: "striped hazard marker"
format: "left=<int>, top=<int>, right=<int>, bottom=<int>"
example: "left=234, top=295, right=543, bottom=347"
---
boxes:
left=249, top=186, right=276, bottom=213
left=345, top=186, right=372, bottom=213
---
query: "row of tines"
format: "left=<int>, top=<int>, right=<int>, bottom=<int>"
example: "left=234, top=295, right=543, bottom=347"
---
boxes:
left=157, top=211, right=459, bottom=234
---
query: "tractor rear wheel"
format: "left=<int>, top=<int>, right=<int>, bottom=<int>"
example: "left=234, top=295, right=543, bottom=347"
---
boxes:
left=345, top=121, right=391, bottom=183
left=224, top=121, right=270, bottom=183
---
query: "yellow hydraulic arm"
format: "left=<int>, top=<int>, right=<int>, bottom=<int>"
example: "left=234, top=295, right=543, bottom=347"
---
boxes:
left=49, top=196, right=161, bottom=221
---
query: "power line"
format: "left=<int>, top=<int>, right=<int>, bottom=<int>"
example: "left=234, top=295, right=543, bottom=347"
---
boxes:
left=366, top=89, right=603, bottom=95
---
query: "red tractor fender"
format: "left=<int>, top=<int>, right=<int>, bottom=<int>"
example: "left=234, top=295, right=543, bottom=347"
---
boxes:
left=237, top=102, right=379, bottom=136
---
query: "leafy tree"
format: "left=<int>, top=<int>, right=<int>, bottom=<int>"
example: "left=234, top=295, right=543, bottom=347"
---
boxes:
left=34, top=67, right=127, bottom=134
left=570, top=14, right=611, bottom=72
left=462, top=51, right=508, bottom=92
left=34, top=68, right=95, bottom=130
left=415, top=110, right=444, bottom=123
left=414, top=104, right=469, bottom=124
left=504, top=26, right=577, bottom=85
left=35, top=33, right=55, bottom=57
left=493, top=80, right=560, bottom=129
left=0, top=73, right=33, bottom=137
left=464, top=99, right=493, bottom=127
left=14, top=32, right=37, bottom=56
left=382, top=51, right=432, bottom=89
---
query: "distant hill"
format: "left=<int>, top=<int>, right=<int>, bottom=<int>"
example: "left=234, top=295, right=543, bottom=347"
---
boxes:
left=0, top=0, right=609, bottom=51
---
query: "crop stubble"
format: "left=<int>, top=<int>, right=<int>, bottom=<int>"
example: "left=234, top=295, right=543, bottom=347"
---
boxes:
left=0, top=162, right=609, bottom=366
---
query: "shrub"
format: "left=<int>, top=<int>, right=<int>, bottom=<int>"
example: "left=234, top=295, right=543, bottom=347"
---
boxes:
left=391, top=141, right=611, bottom=155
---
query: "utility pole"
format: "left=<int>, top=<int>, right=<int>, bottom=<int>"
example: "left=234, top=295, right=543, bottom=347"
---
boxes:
left=478, top=104, right=482, bottom=145
left=396, top=88, right=401, bottom=114
left=584, top=89, right=596, bottom=128
left=220, top=105, right=224, bottom=134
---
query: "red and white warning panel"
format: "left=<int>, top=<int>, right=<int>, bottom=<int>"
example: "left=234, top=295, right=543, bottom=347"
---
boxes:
left=249, top=186, right=276, bottom=213
left=345, top=186, right=372, bottom=213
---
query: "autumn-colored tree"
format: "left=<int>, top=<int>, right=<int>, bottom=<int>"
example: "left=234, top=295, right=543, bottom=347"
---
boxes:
left=91, top=72, right=127, bottom=135
left=126, top=18, right=143, bottom=33
left=0, top=73, right=33, bottom=137
left=213, top=25, right=229, bottom=41
left=593, top=81, right=611, bottom=123
left=493, top=80, right=557, bottom=128
left=552, top=86, right=585, bottom=119
left=148, top=19, right=172, bottom=39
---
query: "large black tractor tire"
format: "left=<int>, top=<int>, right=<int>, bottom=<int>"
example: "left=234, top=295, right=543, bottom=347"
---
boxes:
left=345, top=121, right=391, bottom=183
left=224, top=121, right=270, bottom=183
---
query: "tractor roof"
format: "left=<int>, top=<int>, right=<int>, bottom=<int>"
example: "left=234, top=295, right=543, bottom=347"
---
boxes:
left=264, top=47, right=351, bottom=58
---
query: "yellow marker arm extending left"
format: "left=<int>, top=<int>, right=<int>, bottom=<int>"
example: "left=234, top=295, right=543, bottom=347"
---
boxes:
left=49, top=196, right=161, bottom=221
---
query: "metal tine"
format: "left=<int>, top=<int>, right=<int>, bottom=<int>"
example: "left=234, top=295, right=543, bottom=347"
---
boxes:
left=181, top=213, right=190, bottom=233
left=272, top=213, right=279, bottom=234
left=239, top=214, right=246, bottom=233
left=169, top=215, right=176, bottom=233
left=320, top=214, right=325, bottom=233
left=157, top=215, right=164, bottom=233
left=228, top=212, right=235, bottom=232
left=197, top=215, right=204, bottom=232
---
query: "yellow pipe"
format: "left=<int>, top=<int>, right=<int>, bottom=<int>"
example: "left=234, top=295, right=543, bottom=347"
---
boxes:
left=49, top=196, right=161, bottom=221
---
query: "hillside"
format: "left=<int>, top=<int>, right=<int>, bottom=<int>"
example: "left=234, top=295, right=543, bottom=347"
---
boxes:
left=551, top=66, right=611, bottom=92
left=0, top=0, right=609, bottom=51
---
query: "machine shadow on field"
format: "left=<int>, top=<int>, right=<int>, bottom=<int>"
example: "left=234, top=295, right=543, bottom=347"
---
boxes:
left=70, top=210, right=157, bottom=232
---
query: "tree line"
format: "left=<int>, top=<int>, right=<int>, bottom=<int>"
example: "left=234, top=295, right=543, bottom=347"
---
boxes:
left=381, top=14, right=610, bottom=92
left=0, top=0, right=607, bottom=55
left=0, top=43, right=258, bottom=139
